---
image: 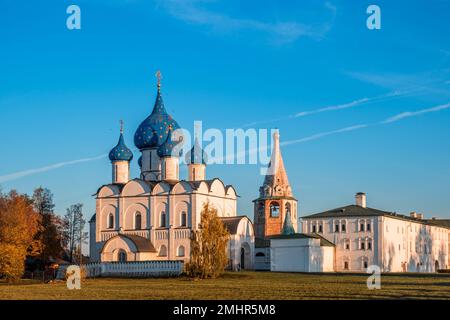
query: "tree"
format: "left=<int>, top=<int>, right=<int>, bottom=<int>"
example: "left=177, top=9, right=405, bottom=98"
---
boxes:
left=0, top=191, right=40, bottom=281
left=32, top=187, right=64, bottom=266
left=62, top=204, right=87, bottom=263
left=187, top=203, right=229, bottom=279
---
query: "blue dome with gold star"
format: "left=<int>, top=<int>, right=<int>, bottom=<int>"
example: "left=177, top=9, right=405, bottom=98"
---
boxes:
left=134, top=79, right=181, bottom=150
left=185, top=137, right=208, bottom=165
left=109, top=132, right=134, bottom=162
left=157, top=129, right=183, bottom=158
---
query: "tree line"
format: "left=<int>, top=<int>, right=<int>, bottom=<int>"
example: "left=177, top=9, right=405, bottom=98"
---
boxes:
left=0, top=187, right=87, bottom=281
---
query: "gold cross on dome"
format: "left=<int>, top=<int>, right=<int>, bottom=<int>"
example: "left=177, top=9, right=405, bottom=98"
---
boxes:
left=156, top=70, right=162, bottom=88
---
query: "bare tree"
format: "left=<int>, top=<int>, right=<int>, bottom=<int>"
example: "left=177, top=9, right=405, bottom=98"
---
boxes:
left=62, top=204, right=87, bottom=263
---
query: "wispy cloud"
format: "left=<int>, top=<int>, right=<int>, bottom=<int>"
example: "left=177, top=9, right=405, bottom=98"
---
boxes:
left=294, top=98, right=370, bottom=117
left=278, top=102, right=450, bottom=146
left=0, top=154, right=107, bottom=184
left=346, top=70, right=450, bottom=97
left=381, top=103, right=450, bottom=124
left=158, top=0, right=336, bottom=44
left=281, top=124, right=369, bottom=145
left=241, top=89, right=412, bottom=128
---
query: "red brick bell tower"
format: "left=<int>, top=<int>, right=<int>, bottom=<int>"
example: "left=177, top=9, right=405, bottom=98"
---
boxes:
left=253, top=130, right=298, bottom=239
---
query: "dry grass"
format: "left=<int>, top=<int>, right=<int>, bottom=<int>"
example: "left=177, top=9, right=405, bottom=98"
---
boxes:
left=1, top=271, right=449, bottom=300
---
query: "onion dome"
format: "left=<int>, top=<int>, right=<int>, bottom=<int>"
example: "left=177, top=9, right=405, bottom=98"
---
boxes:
left=157, top=129, right=183, bottom=158
left=109, top=123, right=134, bottom=162
left=185, top=137, right=208, bottom=165
left=134, top=72, right=181, bottom=150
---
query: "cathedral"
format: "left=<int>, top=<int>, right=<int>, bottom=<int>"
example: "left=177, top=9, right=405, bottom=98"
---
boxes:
left=89, top=75, right=254, bottom=270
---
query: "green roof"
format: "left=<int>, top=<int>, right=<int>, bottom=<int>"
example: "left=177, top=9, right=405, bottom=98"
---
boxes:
left=269, top=233, right=335, bottom=247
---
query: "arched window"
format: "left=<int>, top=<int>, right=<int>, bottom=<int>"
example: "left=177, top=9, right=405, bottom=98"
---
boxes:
left=108, top=213, right=114, bottom=229
left=270, top=202, right=280, bottom=217
left=177, top=246, right=185, bottom=257
left=181, top=211, right=187, bottom=227
left=159, top=245, right=167, bottom=257
left=255, top=252, right=265, bottom=257
left=363, top=259, right=368, bottom=269
left=135, top=212, right=142, bottom=230
left=344, top=239, right=350, bottom=250
left=160, top=211, right=166, bottom=228
left=118, top=250, right=127, bottom=262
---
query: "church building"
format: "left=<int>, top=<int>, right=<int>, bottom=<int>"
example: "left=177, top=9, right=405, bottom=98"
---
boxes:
left=89, top=74, right=254, bottom=270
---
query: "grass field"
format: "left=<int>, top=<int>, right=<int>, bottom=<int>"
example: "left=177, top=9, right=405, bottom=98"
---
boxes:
left=1, top=271, right=449, bottom=300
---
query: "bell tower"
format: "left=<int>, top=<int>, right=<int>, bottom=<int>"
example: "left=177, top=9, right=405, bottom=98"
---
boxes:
left=253, top=130, right=298, bottom=239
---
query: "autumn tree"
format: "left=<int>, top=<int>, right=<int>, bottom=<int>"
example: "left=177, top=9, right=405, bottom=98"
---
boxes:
left=62, top=203, right=87, bottom=263
left=0, top=191, right=40, bottom=281
left=187, top=203, right=229, bottom=279
left=32, top=187, right=64, bottom=266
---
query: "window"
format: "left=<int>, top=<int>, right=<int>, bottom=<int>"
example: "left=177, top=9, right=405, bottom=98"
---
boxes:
left=270, top=202, right=280, bottom=217
left=363, top=261, right=368, bottom=269
left=368, top=240, right=372, bottom=250
left=345, top=240, right=350, bottom=250
left=318, top=225, right=323, bottom=233
left=361, top=242, right=365, bottom=250
left=344, top=261, right=349, bottom=270
left=159, top=245, right=167, bottom=257
left=160, top=211, right=166, bottom=227
left=341, top=223, right=346, bottom=232
left=181, top=211, right=187, bottom=227
left=118, top=250, right=127, bottom=262
left=108, top=213, right=114, bottom=229
left=360, top=223, right=365, bottom=232
left=367, top=223, right=371, bottom=231
left=335, top=224, right=339, bottom=233
left=135, top=212, right=142, bottom=230
left=255, top=252, right=265, bottom=257
left=177, top=246, right=185, bottom=257
left=312, top=225, right=317, bottom=233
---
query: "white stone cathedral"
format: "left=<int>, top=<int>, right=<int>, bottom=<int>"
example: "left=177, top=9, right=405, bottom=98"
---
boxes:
left=89, top=76, right=254, bottom=270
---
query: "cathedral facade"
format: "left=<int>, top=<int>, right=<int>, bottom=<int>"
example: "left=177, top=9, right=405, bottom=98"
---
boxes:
left=89, top=77, right=254, bottom=270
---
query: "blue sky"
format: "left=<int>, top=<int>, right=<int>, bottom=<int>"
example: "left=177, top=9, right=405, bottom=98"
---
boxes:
left=1, top=0, right=450, bottom=223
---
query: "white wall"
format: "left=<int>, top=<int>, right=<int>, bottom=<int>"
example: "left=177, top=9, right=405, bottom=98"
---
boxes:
left=270, top=238, right=334, bottom=273
left=302, top=217, right=379, bottom=272
left=381, top=217, right=449, bottom=272
left=94, top=178, right=244, bottom=264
